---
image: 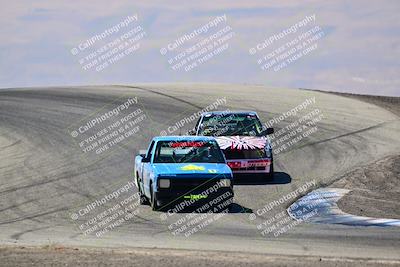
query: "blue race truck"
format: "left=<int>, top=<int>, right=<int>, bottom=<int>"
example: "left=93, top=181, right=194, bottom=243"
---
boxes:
left=134, top=136, right=234, bottom=211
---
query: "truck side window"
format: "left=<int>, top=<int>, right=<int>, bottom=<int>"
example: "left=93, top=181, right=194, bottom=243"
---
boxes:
left=146, top=141, right=155, bottom=161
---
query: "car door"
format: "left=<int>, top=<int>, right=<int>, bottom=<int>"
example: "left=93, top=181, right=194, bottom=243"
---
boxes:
left=143, top=140, right=155, bottom=196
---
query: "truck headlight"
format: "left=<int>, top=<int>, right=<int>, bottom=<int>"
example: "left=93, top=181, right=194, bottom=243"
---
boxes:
left=159, top=179, right=170, bottom=188
left=220, top=179, right=231, bottom=187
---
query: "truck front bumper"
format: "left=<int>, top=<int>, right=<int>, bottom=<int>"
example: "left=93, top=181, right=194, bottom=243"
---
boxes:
left=155, top=187, right=233, bottom=209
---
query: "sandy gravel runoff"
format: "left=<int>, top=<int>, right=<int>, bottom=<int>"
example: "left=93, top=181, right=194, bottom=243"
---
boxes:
left=1, top=246, right=400, bottom=267
left=328, top=92, right=400, bottom=220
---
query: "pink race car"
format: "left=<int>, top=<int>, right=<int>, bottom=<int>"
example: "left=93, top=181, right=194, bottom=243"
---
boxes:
left=190, top=111, right=274, bottom=179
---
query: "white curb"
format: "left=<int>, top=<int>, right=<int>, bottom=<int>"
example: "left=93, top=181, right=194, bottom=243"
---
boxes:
left=287, top=188, right=400, bottom=227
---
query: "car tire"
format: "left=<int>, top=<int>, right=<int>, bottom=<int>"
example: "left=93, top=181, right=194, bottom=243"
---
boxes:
left=139, top=186, right=149, bottom=205
left=150, top=185, right=159, bottom=211
left=136, top=177, right=149, bottom=205
left=226, top=200, right=234, bottom=213
left=267, top=161, right=274, bottom=180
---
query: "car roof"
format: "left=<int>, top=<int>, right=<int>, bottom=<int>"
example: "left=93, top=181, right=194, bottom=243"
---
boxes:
left=152, top=136, right=216, bottom=142
left=201, top=110, right=258, bottom=116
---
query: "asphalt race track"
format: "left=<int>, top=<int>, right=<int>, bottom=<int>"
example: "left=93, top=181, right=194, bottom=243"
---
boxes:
left=0, top=84, right=399, bottom=260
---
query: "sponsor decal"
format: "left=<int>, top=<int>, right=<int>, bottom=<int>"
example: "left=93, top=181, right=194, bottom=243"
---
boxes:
left=170, top=141, right=205, bottom=148
left=227, top=159, right=270, bottom=169
left=216, top=136, right=266, bottom=150
left=184, top=194, right=208, bottom=200
left=180, top=164, right=206, bottom=171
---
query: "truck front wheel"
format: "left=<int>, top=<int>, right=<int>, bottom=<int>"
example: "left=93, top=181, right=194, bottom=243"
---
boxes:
left=136, top=175, right=149, bottom=205
left=139, top=185, right=149, bottom=205
left=150, top=185, right=160, bottom=211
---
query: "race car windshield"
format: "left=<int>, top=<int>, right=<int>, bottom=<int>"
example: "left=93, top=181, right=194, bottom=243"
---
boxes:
left=198, top=114, right=264, bottom=136
left=153, top=141, right=226, bottom=163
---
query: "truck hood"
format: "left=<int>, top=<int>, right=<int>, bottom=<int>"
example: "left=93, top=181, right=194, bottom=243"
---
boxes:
left=153, top=163, right=232, bottom=177
left=215, top=136, right=269, bottom=150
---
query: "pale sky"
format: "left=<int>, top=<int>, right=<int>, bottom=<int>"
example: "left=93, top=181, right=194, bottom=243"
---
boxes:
left=1, top=0, right=399, bottom=96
